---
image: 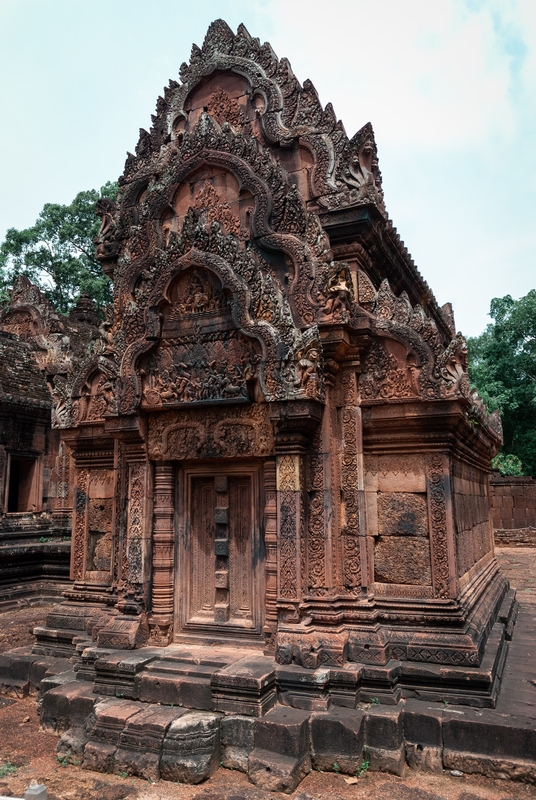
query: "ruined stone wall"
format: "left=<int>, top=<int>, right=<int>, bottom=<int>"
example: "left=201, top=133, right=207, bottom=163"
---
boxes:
left=490, top=475, right=536, bottom=532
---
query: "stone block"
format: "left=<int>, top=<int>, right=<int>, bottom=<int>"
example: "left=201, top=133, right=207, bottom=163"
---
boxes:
left=405, top=742, right=443, bottom=773
left=276, top=665, right=330, bottom=710
left=160, top=711, right=221, bottom=784
left=254, top=706, right=309, bottom=759
left=87, top=698, right=145, bottom=745
left=328, top=665, right=361, bottom=707
left=115, top=704, right=186, bottom=780
left=138, top=671, right=213, bottom=710
left=24, top=785, right=47, bottom=800
left=220, top=714, right=255, bottom=771
left=365, top=705, right=403, bottom=750
left=38, top=670, right=77, bottom=700
left=374, top=537, right=432, bottom=585
left=248, top=748, right=310, bottom=794
left=0, top=648, right=36, bottom=697
left=57, top=727, right=88, bottom=758
left=377, top=493, right=428, bottom=537
left=402, top=699, right=443, bottom=747
left=97, top=615, right=147, bottom=649
left=442, top=708, right=536, bottom=761
left=40, top=680, right=97, bottom=734
left=211, top=655, right=276, bottom=716
left=363, top=744, right=406, bottom=776
left=83, top=740, right=116, bottom=773
left=310, top=707, right=365, bottom=774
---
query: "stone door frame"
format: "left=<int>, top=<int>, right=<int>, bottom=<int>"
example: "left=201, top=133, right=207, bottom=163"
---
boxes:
left=174, top=459, right=266, bottom=645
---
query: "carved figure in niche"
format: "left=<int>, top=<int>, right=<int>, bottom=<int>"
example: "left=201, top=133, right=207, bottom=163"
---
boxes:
left=437, top=333, right=470, bottom=398
left=360, top=340, right=417, bottom=401
left=346, top=138, right=381, bottom=204
left=96, top=306, right=115, bottom=355
left=298, top=346, right=319, bottom=397
left=319, top=262, right=354, bottom=321
left=74, top=373, right=117, bottom=422
left=177, top=270, right=219, bottom=314
left=94, top=199, right=120, bottom=261
left=191, top=180, right=240, bottom=237
left=49, top=375, right=72, bottom=428
left=206, top=87, right=246, bottom=129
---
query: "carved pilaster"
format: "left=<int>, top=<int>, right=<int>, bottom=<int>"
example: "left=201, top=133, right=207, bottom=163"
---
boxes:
left=98, top=458, right=149, bottom=649
left=276, top=454, right=303, bottom=619
left=426, top=452, right=457, bottom=599
left=149, top=462, right=175, bottom=645
left=263, top=459, right=278, bottom=653
left=339, top=368, right=367, bottom=595
left=71, top=467, right=89, bottom=580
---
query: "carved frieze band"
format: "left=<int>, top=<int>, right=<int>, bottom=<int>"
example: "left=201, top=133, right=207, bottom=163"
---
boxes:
left=148, top=404, right=274, bottom=460
left=426, top=453, right=451, bottom=599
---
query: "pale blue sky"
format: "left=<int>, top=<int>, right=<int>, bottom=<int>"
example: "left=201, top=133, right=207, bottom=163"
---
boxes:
left=0, top=0, right=534, bottom=336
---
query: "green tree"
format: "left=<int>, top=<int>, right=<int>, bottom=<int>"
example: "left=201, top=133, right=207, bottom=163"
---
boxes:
left=467, top=290, right=536, bottom=476
left=0, top=182, right=118, bottom=314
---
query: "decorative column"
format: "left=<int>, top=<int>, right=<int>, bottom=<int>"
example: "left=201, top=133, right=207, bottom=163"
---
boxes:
left=98, top=455, right=150, bottom=649
left=339, top=366, right=368, bottom=594
left=263, top=459, right=278, bottom=653
left=276, top=453, right=304, bottom=617
left=426, top=452, right=458, bottom=600
left=149, top=462, right=175, bottom=644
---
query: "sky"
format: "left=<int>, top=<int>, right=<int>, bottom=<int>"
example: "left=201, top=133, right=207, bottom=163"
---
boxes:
left=0, top=0, right=534, bottom=337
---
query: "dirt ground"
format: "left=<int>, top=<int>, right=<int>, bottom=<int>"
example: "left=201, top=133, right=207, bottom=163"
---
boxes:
left=0, top=547, right=533, bottom=800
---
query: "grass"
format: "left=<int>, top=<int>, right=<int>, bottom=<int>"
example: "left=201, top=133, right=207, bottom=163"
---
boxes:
left=0, top=761, right=17, bottom=777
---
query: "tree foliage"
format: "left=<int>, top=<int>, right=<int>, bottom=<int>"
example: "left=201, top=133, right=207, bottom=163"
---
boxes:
left=0, top=182, right=118, bottom=314
left=467, top=290, right=536, bottom=476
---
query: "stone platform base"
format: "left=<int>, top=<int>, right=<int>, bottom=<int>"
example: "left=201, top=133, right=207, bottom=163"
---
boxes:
left=0, top=591, right=534, bottom=793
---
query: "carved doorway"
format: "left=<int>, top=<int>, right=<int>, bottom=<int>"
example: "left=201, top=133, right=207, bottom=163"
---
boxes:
left=176, top=463, right=264, bottom=643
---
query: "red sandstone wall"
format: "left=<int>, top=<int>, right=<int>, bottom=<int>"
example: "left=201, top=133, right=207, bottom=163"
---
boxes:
left=451, top=459, right=494, bottom=577
left=490, top=475, right=536, bottom=531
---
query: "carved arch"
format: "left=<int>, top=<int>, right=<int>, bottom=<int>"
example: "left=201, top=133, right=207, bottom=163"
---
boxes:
left=118, top=250, right=283, bottom=414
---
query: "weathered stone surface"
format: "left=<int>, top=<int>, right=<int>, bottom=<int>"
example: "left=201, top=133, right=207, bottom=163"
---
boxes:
left=310, top=707, right=365, bottom=773
left=57, top=727, right=88, bottom=758
left=86, top=698, right=145, bottom=745
left=40, top=680, right=98, bottom=733
left=220, top=715, right=255, bottom=772
left=402, top=699, right=443, bottom=747
left=254, top=706, right=309, bottom=759
left=114, top=704, right=186, bottom=780
left=374, top=537, right=432, bottom=585
left=248, top=706, right=311, bottom=792
left=160, top=711, right=221, bottom=784
left=248, top=749, right=310, bottom=794
left=211, top=656, right=276, bottom=717
left=82, top=740, right=116, bottom=773
left=377, top=493, right=429, bottom=537
left=364, top=705, right=405, bottom=776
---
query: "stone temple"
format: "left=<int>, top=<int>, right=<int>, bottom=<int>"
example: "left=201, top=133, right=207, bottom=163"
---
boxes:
left=20, top=19, right=519, bottom=790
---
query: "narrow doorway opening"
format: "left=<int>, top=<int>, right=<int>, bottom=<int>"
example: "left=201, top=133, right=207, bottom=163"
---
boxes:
left=7, top=456, right=38, bottom=513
